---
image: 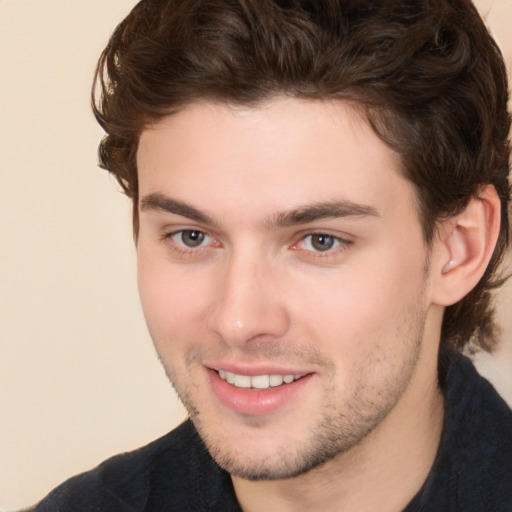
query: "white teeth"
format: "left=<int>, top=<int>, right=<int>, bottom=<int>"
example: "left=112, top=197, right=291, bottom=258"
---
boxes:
left=269, top=375, right=284, bottom=387
left=219, top=371, right=301, bottom=389
left=251, top=375, right=270, bottom=389
left=233, top=374, right=251, bottom=388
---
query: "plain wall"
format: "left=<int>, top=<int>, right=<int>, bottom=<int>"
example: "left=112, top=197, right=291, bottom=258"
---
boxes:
left=0, top=1, right=511, bottom=510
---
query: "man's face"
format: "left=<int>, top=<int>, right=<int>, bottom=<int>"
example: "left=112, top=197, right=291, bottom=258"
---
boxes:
left=136, top=98, right=439, bottom=479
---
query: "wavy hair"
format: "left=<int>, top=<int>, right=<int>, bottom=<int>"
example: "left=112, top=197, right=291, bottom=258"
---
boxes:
left=92, top=0, right=511, bottom=353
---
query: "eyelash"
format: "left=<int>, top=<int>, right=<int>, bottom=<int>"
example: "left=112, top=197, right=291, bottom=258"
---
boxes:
left=160, top=229, right=352, bottom=258
left=160, top=229, right=216, bottom=256
left=294, top=233, right=352, bottom=256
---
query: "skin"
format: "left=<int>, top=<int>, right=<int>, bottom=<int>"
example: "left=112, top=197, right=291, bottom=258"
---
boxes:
left=136, top=98, right=447, bottom=511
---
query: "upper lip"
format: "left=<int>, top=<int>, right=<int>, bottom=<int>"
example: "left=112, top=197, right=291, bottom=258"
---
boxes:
left=204, top=362, right=311, bottom=377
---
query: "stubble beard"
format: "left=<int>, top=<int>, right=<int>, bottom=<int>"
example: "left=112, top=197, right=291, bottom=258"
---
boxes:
left=158, top=313, right=425, bottom=482
left=154, top=266, right=430, bottom=481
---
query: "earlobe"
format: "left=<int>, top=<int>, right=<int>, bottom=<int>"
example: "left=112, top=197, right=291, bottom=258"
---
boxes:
left=431, top=185, right=501, bottom=306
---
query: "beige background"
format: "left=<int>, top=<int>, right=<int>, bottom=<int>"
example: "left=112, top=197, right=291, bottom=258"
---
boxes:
left=0, top=1, right=511, bottom=510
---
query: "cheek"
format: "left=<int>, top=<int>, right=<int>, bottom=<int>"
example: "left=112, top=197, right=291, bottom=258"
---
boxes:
left=292, top=249, right=427, bottom=359
left=137, top=255, right=212, bottom=344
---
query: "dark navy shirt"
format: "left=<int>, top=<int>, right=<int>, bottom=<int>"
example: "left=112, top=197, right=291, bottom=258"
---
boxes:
left=29, top=352, right=512, bottom=511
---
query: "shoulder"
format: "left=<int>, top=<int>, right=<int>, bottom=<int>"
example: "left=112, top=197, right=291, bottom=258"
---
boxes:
left=27, top=420, right=228, bottom=512
left=409, top=352, right=512, bottom=512
left=446, top=353, right=512, bottom=456
left=450, top=354, right=512, bottom=508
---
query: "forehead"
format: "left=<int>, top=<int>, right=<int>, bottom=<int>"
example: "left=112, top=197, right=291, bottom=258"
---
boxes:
left=136, top=98, right=418, bottom=225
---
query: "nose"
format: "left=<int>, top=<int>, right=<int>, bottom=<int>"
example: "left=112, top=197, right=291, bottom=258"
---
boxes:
left=208, top=251, right=290, bottom=348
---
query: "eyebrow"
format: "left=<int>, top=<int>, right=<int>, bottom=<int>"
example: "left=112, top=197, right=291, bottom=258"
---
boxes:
left=267, top=201, right=380, bottom=228
left=139, top=193, right=216, bottom=225
left=139, top=192, right=379, bottom=228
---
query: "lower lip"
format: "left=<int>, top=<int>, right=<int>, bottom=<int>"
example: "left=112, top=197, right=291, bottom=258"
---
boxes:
left=207, top=369, right=313, bottom=416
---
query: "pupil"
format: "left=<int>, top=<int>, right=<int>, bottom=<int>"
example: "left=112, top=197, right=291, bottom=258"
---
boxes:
left=312, top=234, right=334, bottom=251
left=182, top=230, right=204, bottom=247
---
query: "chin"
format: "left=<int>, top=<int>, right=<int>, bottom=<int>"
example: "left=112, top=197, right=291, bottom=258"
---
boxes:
left=190, top=406, right=384, bottom=481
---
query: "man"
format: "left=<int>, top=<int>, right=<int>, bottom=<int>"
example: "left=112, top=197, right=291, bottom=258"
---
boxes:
left=30, top=0, right=511, bottom=510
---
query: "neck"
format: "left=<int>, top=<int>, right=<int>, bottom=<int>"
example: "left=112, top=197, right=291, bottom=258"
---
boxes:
left=232, top=344, right=445, bottom=512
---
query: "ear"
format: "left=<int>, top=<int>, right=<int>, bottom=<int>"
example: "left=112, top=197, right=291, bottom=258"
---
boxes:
left=430, top=185, right=501, bottom=306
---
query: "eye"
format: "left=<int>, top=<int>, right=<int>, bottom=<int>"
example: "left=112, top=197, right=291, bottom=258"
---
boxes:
left=300, top=233, right=344, bottom=252
left=171, top=229, right=213, bottom=248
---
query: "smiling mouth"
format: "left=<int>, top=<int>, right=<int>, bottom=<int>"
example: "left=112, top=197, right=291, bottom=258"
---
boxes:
left=217, top=370, right=303, bottom=390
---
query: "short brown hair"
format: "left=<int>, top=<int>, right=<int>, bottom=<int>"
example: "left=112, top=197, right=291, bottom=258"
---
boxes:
left=92, top=0, right=511, bottom=353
